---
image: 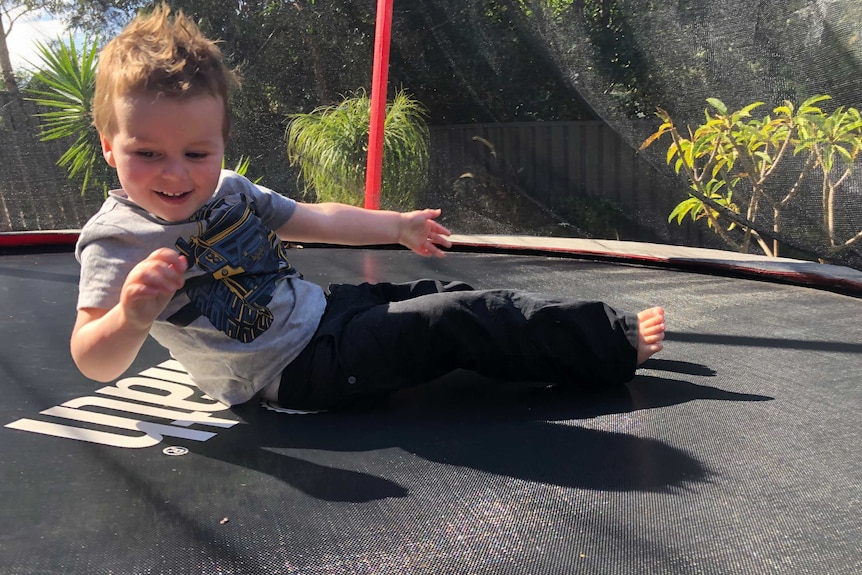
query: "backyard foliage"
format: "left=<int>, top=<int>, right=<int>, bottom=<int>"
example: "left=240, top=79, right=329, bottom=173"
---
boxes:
left=641, top=96, right=862, bottom=261
left=24, top=34, right=263, bottom=196
left=286, top=89, right=430, bottom=210
left=24, top=34, right=109, bottom=193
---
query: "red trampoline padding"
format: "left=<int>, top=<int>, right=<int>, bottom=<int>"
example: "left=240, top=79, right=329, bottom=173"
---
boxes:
left=0, top=231, right=80, bottom=248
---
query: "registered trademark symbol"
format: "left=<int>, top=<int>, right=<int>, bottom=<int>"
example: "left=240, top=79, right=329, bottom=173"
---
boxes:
left=162, top=446, right=189, bottom=456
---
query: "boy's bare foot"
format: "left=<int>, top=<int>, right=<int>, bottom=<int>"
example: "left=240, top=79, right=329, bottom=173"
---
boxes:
left=636, top=307, right=665, bottom=364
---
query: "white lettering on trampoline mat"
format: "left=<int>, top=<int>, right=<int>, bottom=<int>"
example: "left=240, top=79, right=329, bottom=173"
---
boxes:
left=5, top=359, right=238, bottom=448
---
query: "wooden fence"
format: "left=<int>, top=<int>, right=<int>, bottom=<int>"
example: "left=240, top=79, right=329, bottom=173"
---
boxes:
left=429, top=121, right=705, bottom=245
left=2, top=89, right=702, bottom=245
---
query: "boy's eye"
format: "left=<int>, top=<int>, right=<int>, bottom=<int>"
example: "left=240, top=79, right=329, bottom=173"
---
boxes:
left=135, top=150, right=156, bottom=158
left=186, top=152, right=208, bottom=159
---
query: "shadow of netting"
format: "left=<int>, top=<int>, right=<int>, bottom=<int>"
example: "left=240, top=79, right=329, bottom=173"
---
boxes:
left=0, top=92, right=105, bottom=233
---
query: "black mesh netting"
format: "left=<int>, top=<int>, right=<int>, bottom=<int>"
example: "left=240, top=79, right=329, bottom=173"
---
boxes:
left=1, top=0, right=860, bottom=269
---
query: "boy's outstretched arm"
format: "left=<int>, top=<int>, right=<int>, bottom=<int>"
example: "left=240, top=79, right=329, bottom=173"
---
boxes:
left=71, top=248, right=187, bottom=382
left=278, top=203, right=452, bottom=257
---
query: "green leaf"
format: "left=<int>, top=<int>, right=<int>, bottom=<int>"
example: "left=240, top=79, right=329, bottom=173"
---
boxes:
left=774, top=102, right=794, bottom=117
left=693, top=133, right=717, bottom=157
left=799, top=94, right=831, bottom=114
left=704, top=178, right=727, bottom=197
left=706, top=98, right=728, bottom=115
left=683, top=139, right=695, bottom=167
left=736, top=101, right=765, bottom=118
left=668, top=196, right=702, bottom=225
left=666, top=142, right=679, bottom=164
left=834, top=145, right=853, bottom=164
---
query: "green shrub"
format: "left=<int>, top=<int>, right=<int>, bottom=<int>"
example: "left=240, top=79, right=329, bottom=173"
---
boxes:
left=641, top=96, right=862, bottom=261
left=286, top=89, right=430, bottom=210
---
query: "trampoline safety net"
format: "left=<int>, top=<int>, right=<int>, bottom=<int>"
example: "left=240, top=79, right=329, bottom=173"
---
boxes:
left=2, top=0, right=861, bottom=270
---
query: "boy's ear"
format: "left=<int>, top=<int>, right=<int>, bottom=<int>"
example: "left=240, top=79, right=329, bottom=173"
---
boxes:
left=100, top=134, right=117, bottom=168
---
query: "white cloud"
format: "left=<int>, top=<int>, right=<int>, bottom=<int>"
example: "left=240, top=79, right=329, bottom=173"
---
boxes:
left=7, top=12, right=67, bottom=72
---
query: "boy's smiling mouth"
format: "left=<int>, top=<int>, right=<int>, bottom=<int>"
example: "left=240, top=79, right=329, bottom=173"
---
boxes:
left=155, top=190, right=191, bottom=199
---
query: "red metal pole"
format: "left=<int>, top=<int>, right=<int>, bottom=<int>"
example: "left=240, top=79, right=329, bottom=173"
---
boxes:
left=364, top=0, right=393, bottom=210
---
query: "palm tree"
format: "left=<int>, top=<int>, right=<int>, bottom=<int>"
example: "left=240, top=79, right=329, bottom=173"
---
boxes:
left=24, top=34, right=111, bottom=194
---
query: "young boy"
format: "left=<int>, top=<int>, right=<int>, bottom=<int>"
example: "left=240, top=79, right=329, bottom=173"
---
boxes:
left=72, top=4, right=665, bottom=410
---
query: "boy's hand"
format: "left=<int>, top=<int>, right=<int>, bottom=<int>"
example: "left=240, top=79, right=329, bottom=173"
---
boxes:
left=398, top=208, right=452, bottom=258
left=120, top=248, right=187, bottom=329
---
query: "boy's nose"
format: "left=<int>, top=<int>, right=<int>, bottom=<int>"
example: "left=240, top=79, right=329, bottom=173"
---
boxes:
left=161, top=157, right=189, bottom=180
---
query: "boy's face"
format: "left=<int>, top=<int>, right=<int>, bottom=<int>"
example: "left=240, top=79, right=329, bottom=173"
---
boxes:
left=100, top=92, right=226, bottom=223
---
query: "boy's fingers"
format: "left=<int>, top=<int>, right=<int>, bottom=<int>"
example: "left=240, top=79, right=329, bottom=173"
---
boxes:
left=432, top=225, right=452, bottom=239
left=149, top=247, right=187, bottom=268
left=419, top=238, right=447, bottom=258
left=146, top=249, right=187, bottom=282
left=431, top=232, right=452, bottom=248
left=130, top=256, right=185, bottom=292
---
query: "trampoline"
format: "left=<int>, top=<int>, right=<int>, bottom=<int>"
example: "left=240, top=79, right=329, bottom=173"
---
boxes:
left=3, top=1, right=862, bottom=572
left=2, top=235, right=861, bottom=574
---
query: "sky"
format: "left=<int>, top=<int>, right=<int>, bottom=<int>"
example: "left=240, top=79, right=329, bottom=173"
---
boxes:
left=6, top=11, right=68, bottom=73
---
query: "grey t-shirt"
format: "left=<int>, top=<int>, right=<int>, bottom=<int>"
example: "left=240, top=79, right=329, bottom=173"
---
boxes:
left=76, top=170, right=327, bottom=406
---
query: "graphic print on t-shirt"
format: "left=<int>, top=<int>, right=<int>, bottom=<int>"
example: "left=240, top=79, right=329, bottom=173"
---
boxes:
left=171, top=194, right=295, bottom=343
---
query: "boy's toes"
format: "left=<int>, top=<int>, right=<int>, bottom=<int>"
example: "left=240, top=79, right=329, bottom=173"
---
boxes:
left=637, top=306, right=664, bottom=326
left=636, top=307, right=666, bottom=364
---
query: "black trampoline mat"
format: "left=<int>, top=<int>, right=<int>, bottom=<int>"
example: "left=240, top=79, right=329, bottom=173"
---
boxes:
left=2, top=247, right=861, bottom=574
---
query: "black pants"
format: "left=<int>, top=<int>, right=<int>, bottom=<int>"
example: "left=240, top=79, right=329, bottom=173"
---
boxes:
left=279, top=279, right=638, bottom=409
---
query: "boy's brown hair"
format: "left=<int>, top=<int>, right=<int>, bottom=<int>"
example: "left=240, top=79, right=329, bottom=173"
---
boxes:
left=93, top=3, right=239, bottom=141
